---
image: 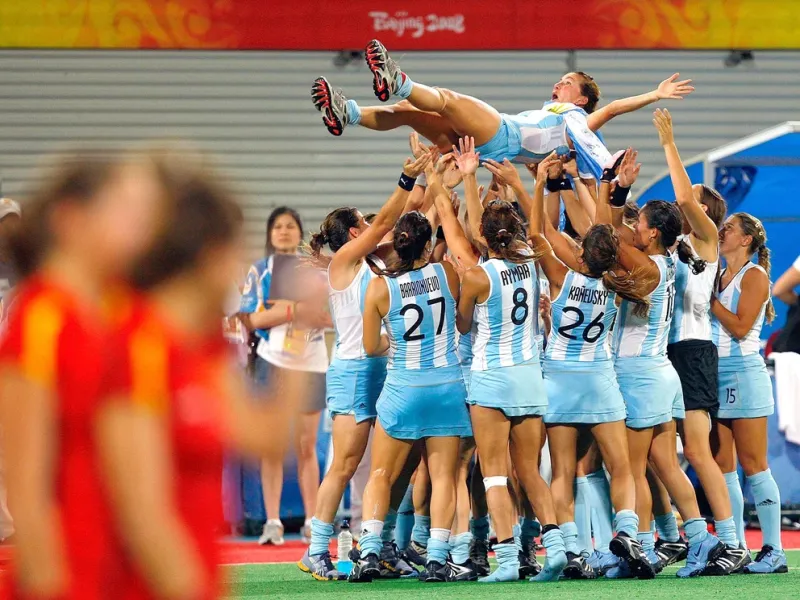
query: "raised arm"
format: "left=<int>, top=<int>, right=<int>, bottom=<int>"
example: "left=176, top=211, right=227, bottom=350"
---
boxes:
left=457, top=267, right=485, bottom=335
left=452, top=136, right=486, bottom=248
left=653, top=108, right=718, bottom=261
left=430, top=170, right=479, bottom=268
left=773, top=258, right=800, bottom=305
left=561, top=158, right=595, bottom=237
left=587, top=73, right=694, bottom=131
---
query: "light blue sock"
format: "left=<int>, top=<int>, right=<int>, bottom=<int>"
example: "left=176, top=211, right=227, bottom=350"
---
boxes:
left=684, top=518, right=709, bottom=547
left=513, top=523, right=522, bottom=553
left=309, top=517, right=334, bottom=557
left=395, top=72, right=413, bottom=99
left=715, top=517, right=738, bottom=548
left=724, top=471, right=747, bottom=550
left=395, top=485, right=414, bottom=551
left=560, top=521, right=579, bottom=555
left=654, top=512, right=680, bottom=543
left=345, top=99, right=362, bottom=126
left=586, top=470, right=614, bottom=553
left=575, top=477, right=593, bottom=553
left=411, top=514, right=431, bottom=546
left=531, top=528, right=568, bottom=582
left=480, top=542, right=519, bottom=583
left=471, top=515, right=490, bottom=541
left=382, top=509, right=397, bottom=543
left=450, top=532, right=472, bottom=564
left=520, top=517, right=540, bottom=551
left=613, top=509, right=639, bottom=539
left=359, top=531, right=383, bottom=559
left=427, top=529, right=450, bottom=564
left=747, top=469, right=782, bottom=552
left=637, top=530, right=655, bottom=553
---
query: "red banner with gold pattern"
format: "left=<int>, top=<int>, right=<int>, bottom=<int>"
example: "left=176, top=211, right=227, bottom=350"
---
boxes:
left=1, top=0, right=798, bottom=50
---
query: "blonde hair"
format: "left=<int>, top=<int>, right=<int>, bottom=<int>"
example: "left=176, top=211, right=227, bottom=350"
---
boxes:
left=734, top=212, right=775, bottom=324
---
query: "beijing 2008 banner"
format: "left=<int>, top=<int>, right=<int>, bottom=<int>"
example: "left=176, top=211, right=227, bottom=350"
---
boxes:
left=1, top=0, right=798, bottom=50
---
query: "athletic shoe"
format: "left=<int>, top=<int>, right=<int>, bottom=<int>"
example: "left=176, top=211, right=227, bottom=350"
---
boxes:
left=561, top=552, right=597, bottom=580
left=420, top=560, right=450, bottom=583
left=605, top=559, right=634, bottom=579
left=402, top=540, right=428, bottom=570
left=301, top=519, right=312, bottom=545
left=587, top=550, right=619, bottom=577
left=297, top=548, right=346, bottom=581
left=348, top=547, right=380, bottom=583
left=676, top=536, right=725, bottom=578
left=447, top=558, right=479, bottom=582
left=364, top=39, right=405, bottom=102
left=609, top=532, right=656, bottom=580
left=703, top=545, right=751, bottom=576
left=310, top=77, right=349, bottom=137
left=378, top=541, right=417, bottom=578
left=654, top=537, right=688, bottom=566
left=469, top=538, right=490, bottom=577
left=743, top=545, right=788, bottom=574
left=258, top=521, right=285, bottom=546
left=519, top=550, right=542, bottom=579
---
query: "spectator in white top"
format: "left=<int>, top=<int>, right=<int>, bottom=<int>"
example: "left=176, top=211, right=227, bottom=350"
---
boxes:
left=772, top=255, right=800, bottom=354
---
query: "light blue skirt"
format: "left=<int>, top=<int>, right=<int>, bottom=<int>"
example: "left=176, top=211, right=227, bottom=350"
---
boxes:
left=377, top=365, right=471, bottom=440
left=326, top=356, right=388, bottom=423
left=468, top=359, right=547, bottom=418
left=614, top=355, right=683, bottom=429
left=717, top=354, right=774, bottom=419
left=543, top=359, right=627, bottom=425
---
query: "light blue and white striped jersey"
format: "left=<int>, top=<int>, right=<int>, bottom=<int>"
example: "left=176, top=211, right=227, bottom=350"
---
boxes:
left=668, top=237, right=717, bottom=344
left=612, top=254, right=676, bottom=358
left=472, top=258, right=540, bottom=371
left=712, top=262, right=768, bottom=358
left=456, top=256, right=484, bottom=367
left=329, top=258, right=381, bottom=360
left=383, top=262, right=459, bottom=370
left=546, top=270, right=618, bottom=362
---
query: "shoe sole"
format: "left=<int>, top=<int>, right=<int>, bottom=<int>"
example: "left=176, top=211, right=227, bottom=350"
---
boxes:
left=744, top=565, right=789, bottom=574
left=310, top=77, right=344, bottom=137
left=365, top=40, right=392, bottom=102
left=297, top=560, right=311, bottom=574
left=561, top=564, right=597, bottom=580
left=609, top=538, right=655, bottom=580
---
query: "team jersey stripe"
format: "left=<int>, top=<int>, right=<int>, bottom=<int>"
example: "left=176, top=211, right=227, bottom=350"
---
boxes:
left=20, top=295, right=63, bottom=388
left=712, top=262, right=767, bottom=358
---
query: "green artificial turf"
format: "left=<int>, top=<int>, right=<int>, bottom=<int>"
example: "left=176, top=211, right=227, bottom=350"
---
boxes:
left=222, top=550, right=800, bottom=600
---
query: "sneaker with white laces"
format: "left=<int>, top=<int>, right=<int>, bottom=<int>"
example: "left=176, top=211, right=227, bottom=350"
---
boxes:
left=297, top=548, right=346, bottom=581
left=258, top=520, right=285, bottom=546
left=561, top=552, right=597, bottom=580
left=654, top=537, right=688, bottom=566
left=703, top=545, right=751, bottom=575
left=609, top=532, right=655, bottom=580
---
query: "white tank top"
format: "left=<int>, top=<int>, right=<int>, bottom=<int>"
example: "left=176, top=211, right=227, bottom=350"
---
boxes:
left=712, top=262, right=768, bottom=358
left=668, top=236, right=718, bottom=344
left=328, top=257, right=382, bottom=361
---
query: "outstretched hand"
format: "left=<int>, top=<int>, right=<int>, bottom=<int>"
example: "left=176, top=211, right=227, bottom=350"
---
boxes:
left=403, top=150, right=434, bottom=178
left=484, top=158, right=522, bottom=189
left=452, top=136, right=480, bottom=176
left=656, top=73, right=694, bottom=100
left=617, top=148, right=642, bottom=188
left=409, top=131, right=434, bottom=159
left=536, top=152, right=561, bottom=180
left=653, top=108, right=674, bottom=147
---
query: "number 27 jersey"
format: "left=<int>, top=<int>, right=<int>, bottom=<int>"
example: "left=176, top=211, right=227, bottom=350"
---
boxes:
left=383, top=262, right=459, bottom=370
left=546, top=270, right=618, bottom=362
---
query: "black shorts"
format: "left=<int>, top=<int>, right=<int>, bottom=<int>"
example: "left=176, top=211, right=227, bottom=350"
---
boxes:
left=253, top=356, right=327, bottom=414
left=667, top=339, right=719, bottom=414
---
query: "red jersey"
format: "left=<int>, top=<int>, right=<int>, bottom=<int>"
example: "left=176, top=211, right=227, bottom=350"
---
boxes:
left=0, top=276, right=117, bottom=600
left=104, top=296, right=227, bottom=600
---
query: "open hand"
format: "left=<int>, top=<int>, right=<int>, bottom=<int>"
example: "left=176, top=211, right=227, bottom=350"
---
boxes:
left=653, top=108, right=675, bottom=147
left=536, top=152, right=561, bottom=180
left=484, top=158, right=522, bottom=189
left=403, top=150, right=434, bottom=178
left=617, top=147, right=642, bottom=188
left=656, top=73, right=694, bottom=100
left=452, top=136, right=480, bottom=176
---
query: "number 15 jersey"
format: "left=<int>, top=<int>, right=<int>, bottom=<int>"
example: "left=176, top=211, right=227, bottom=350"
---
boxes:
left=546, top=270, right=618, bottom=362
left=472, top=258, right=540, bottom=371
left=383, top=262, right=460, bottom=370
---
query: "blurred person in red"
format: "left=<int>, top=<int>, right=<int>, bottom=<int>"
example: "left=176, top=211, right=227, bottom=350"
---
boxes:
left=95, top=152, right=312, bottom=600
left=0, top=153, right=165, bottom=599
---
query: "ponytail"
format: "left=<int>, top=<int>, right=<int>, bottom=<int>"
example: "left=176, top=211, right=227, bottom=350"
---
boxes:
left=602, top=266, right=657, bottom=318
left=308, top=230, right=328, bottom=258
left=482, top=200, right=543, bottom=264
left=676, top=239, right=707, bottom=275
left=757, top=245, right=776, bottom=324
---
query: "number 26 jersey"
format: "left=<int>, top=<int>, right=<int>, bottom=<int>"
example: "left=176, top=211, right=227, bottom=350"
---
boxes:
left=383, top=262, right=460, bottom=370
left=471, top=258, right=540, bottom=371
left=546, top=269, right=618, bottom=362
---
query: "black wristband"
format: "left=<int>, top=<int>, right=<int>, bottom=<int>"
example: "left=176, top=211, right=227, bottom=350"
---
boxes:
left=436, top=226, right=446, bottom=241
left=610, top=184, right=631, bottom=207
left=558, top=178, right=573, bottom=191
left=600, top=167, right=616, bottom=183
left=398, top=173, right=417, bottom=191
left=546, top=177, right=564, bottom=193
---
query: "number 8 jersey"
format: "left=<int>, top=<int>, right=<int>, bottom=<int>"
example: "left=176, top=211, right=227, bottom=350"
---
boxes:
left=383, top=262, right=460, bottom=370
left=471, top=258, right=540, bottom=371
left=546, top=270, right=618, bottom=361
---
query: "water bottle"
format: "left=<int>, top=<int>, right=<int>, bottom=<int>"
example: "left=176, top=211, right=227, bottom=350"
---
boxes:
left=337, top=520, right=354, bottom=575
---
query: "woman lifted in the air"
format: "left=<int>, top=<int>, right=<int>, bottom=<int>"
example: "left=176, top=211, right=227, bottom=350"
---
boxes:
left=312, top=39, right=693, bottom=179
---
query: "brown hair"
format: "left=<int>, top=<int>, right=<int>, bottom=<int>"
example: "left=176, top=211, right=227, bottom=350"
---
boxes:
left=309, top=207, right=360, bottom=256
left=381, top=211, right=432, bottom=278
left=575, top=71, right=601, bottom=114
left=623, top=201, right=640, bottom=227
left=130, top=152, right=242, bottom=290
left=698, top=185, right=727, bottom=229
left=6, top=152, right=123, bottom=278
left=582, top=224, right=654, bottom=317
left=734, top=212, right=775, bottom=324
left=480, top=200, right=541, bottom=264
